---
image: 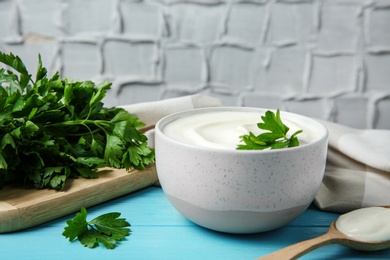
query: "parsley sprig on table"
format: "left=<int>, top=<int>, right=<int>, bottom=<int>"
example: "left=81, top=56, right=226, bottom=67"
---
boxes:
left=237, top=109, right=303, bottom=150
left=62, top=208, right=130, bottom=249
left=0, top=52, right=154, bottom=189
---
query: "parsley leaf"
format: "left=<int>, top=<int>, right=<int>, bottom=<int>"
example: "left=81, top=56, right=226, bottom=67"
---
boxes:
left=237, top=109, right=303, bottom=150
left=0, top=51, right=154, bottom=189
left=62, top=207, right=131, bottom=249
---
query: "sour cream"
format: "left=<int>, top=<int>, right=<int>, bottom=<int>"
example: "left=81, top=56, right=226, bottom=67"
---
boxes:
left=163, top=111, right=314, bottom=150
left=336, top=207, right=390, bottom=242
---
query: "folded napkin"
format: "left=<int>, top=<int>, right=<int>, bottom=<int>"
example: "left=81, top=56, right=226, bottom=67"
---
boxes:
left=120, top=94, right=223, bottom=129
left=122, top=95, right=390, bottom=213
left=314, top=120, right=390, bottom=213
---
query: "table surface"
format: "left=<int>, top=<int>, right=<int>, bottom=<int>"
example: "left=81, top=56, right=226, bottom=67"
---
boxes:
left=1, top=186, right=389, bottom=260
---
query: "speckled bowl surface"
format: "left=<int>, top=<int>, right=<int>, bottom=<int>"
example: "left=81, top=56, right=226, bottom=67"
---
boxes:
left=155, top=107, right=328, bottom=234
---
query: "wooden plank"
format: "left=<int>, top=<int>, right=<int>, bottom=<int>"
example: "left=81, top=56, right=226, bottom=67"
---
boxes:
left=0, top=164, right=157, bottom=233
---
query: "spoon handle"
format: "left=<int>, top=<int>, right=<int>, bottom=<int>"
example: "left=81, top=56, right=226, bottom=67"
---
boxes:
left=257, top=231, right=339, bottom=260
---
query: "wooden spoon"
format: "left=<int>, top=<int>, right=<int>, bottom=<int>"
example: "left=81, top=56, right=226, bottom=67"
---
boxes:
left=257, top=206, right=390, bottom=260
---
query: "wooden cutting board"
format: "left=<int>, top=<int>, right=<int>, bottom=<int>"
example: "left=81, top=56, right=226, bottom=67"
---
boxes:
left=0, top=164, right=158, bottom=233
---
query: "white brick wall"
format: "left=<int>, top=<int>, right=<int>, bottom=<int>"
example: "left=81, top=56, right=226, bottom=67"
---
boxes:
left=0, top=0, right=389, bottom=129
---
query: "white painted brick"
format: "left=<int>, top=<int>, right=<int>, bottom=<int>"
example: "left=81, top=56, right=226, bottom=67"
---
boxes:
left=117, top=83, right=162, bottom=106
left=120, top=1, right=163, bottom=38
left=333, top=95, right=368, bottom=129
left=160, top=88, right=196, bottom=101
left=61, top=42, right=100, bottom=80
left=0, top=0, right=17, bottom=39
left=317, top=3, right=360, bottom=52
left=223, top=2, right=265, bottom=45
left=163, top=46, right=204, bottom=88
left=63, top=0, right=118, bottom=35
left=170, top=3, right=226, bottom=44
left=367, top=7, right=390, bottom=47
left=268, top=2, right=314, bottom=45
left=364, top=53, right=390, bottom=91
left=202, top=89, right=241, bottom=106
left=163, top=0, right=227, bottom=3
left=285, top=98, right=329, bottom=119
left=242, top=93, right=283, bottom=109
left=309, top=54, right=356, bottom=94
left=209, top=45, right=254, bottom=89
left=18, top=0, right=64, bottom=37
left=4, top=41, right=59, bottom=76
left=103, top=87, right=118, bottom=107
left=375, top=97, right=390, bottom=129
left=103, top=40, right=157, bottom=78
left=250, top=48, right=268, bottom=91
left=265, top=47, right=306, bottom=94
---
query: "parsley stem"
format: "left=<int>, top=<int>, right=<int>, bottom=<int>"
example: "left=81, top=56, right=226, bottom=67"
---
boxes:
left=47, top=119, right=110, bottom=137
left=48, top=119, right=109, bottom=127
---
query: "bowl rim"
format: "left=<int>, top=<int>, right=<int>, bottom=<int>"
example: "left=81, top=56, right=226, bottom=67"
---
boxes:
left=155, top=106, right=328, bottom=154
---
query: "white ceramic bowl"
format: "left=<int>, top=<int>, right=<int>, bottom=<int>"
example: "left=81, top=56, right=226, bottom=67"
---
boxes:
left=155, top=107, right=328, bottom=234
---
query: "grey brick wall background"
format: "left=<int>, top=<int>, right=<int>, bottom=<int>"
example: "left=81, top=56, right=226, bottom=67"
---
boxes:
left=0, top=0, right=389, bottom=129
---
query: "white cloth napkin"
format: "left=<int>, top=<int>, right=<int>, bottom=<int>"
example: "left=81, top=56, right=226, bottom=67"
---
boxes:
left=122, top=95, right=390, bottom=213
left=314, top=120, right=390, bottom=213
left=120, top=94, right=223, bottom=129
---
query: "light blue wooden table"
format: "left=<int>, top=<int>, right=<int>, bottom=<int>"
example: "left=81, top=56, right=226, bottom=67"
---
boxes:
left=1, top=186, right=389, bottom=259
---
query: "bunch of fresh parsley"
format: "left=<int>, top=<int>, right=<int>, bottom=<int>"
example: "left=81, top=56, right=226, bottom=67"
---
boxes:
left=237, top=109, right=303, bottom=150
left=63, top=207, right=130, bottom=249
left=0, top=52, right=154, bottom=190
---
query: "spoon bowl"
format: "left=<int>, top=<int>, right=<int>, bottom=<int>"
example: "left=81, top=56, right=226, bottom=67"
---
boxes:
left=258, top=206, right=390, bottom=260
left=332, top=221, right=390, bottom=251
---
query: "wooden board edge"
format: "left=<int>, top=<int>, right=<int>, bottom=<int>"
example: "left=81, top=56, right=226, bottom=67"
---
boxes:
left=0, top=165, right=158, bottom=233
